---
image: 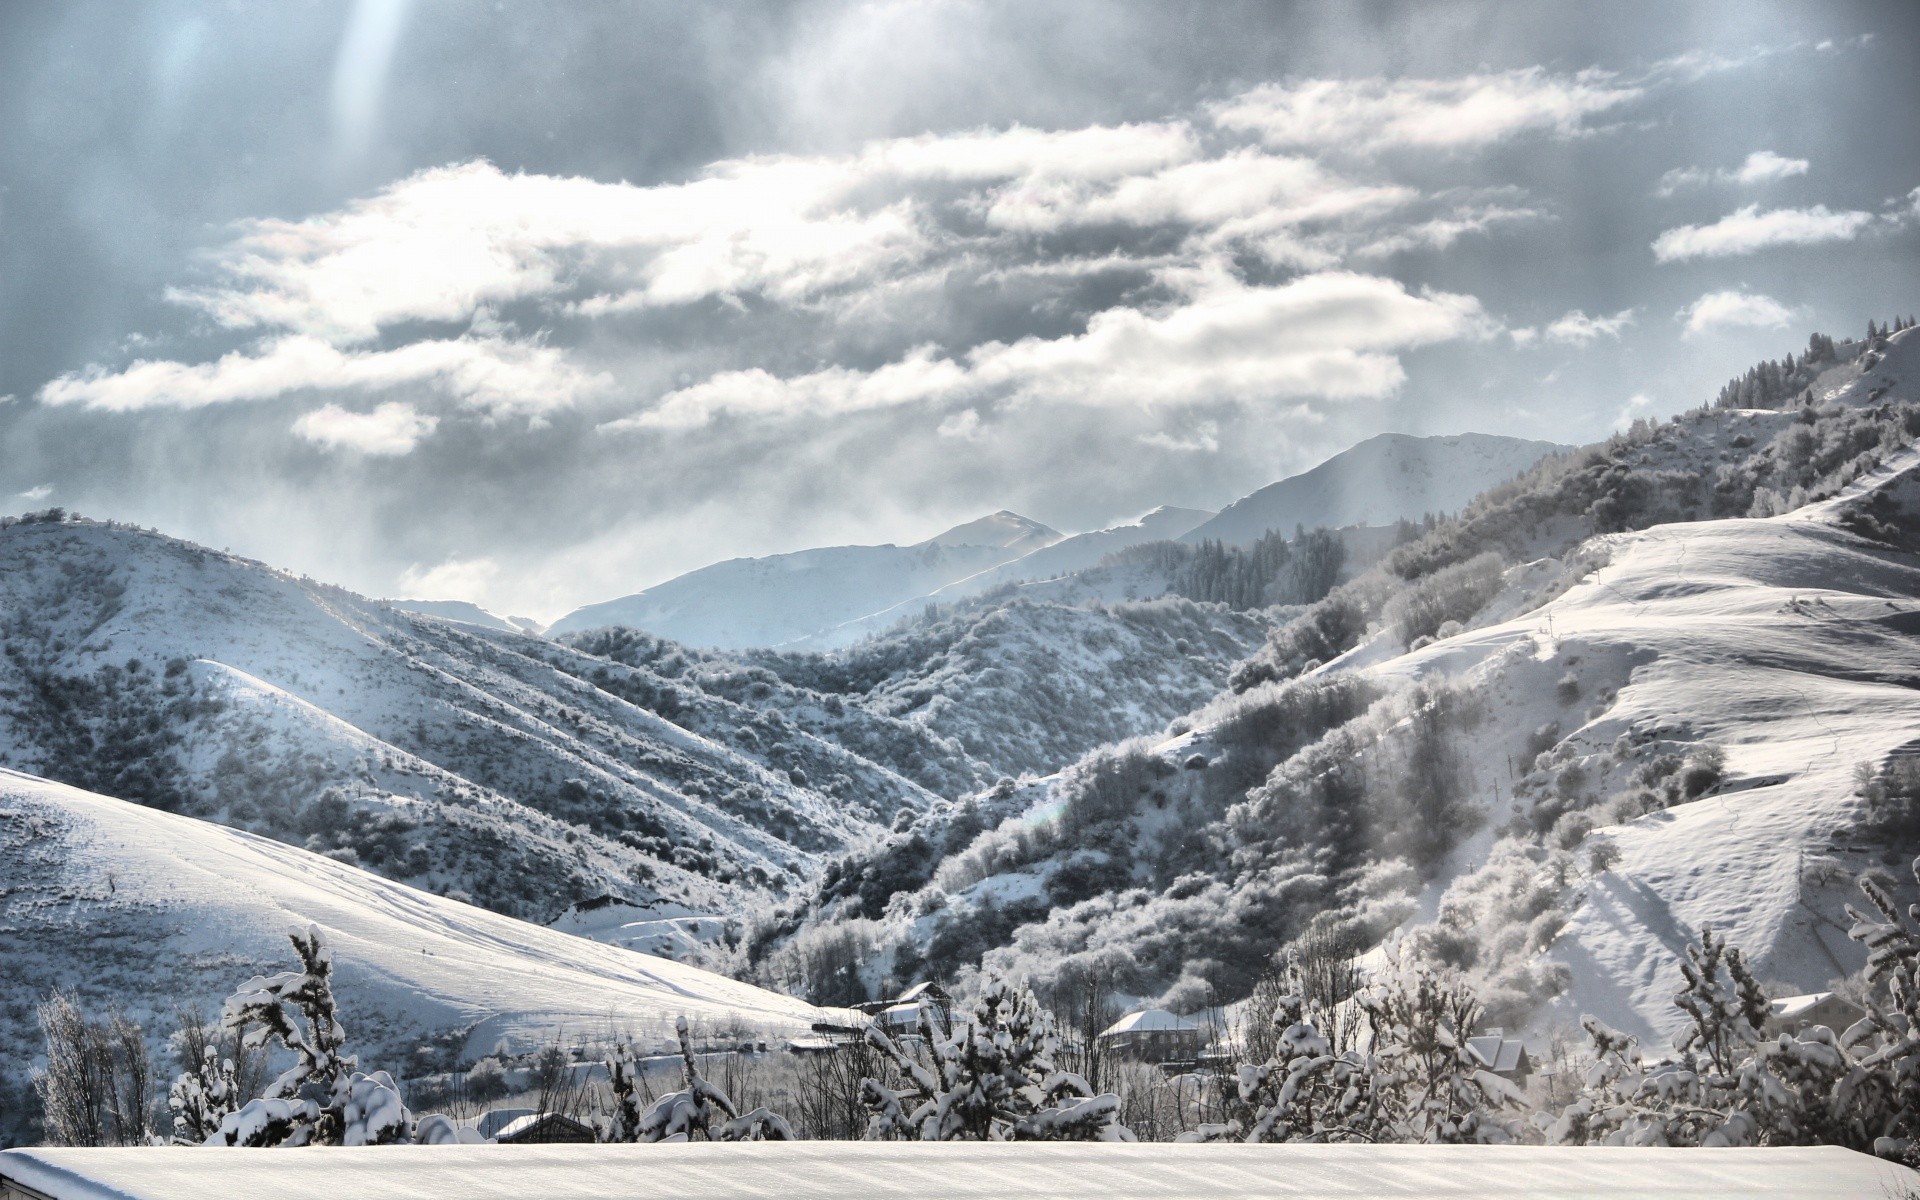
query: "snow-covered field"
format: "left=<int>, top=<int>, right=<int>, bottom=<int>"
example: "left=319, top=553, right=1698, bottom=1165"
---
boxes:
left=0, top=769, right=839, bottom=1067
left=1, top=1142, right=1908, bottom=1199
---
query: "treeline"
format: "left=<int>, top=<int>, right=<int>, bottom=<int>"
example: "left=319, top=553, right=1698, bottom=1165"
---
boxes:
left=1714, top=318, right=1914, bottom=410
left=1103, top=526, right=1379, bottom=611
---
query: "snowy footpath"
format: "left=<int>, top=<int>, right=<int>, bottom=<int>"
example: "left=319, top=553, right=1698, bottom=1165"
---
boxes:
left=1, top=1143, right=1912, bottom=1200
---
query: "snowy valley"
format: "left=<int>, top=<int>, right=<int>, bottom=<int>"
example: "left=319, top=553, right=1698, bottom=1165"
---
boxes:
left=7, top=324, right=1920, bottom=1159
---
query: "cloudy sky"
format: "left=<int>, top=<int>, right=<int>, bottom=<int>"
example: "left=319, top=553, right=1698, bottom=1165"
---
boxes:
left=2, top=1, right=1916, bottom=620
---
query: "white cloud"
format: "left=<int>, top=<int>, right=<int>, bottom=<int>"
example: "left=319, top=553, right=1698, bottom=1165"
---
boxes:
left=1355, top=204, right=1540, bottom=258
left=1652, top=204, right=1873, bottom=261
left=1657, top=150, right=1809, bottom=195
left=397, top=555, right=499, bottom=602
left=1140, top=420, right=1222, bottom=453
left=38, top=331, right=607, bottom=417
left=607, top=270, right=1491, bottom=431
left=1677, top=290, right=1797, bottom=337
left=16, top=485, right=52, bottom=501
left=1545, top=307, right=1636, bottom=345
left=1732, top=150, right=1810, bottom=185
left=1614, top=392, right=1657, bottom=428
left=292, top=401, right=438, bottom=455
left=936, top=409, right=984, bottom=440
left=1209, top=68, right=1642, bottom=154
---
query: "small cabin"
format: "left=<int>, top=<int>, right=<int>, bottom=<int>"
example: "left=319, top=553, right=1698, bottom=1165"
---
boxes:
left=1766, top=991, right=1866, bottom=1038
left=861, top=982, right=954, bottom=1038
left=1465, top=1030, right=1534, bottom=1082
left=490, top=1111, right=596, bottom=1144
left=1097, top=1009, right=1207, bottom=1062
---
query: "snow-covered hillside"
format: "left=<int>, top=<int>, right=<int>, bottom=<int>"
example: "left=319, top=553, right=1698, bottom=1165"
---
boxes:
left=0, top=770, right=835, bottom=1113
left=569, top=593, right=1281, bottom=789
left=0, top=518, right=941, bottom=921
left=386, top=599, right=544, bottom=636
left=759, top=325, right=1920, bottom=1037
left=547, top=511, right=1061, bottom=648
left=1184, top=433, right=1567, bottom=548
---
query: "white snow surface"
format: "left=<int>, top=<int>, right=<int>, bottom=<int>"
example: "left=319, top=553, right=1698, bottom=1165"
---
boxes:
left=383, top=599, right=542, bottom=635
left=0, top=769, right=838, bottom=1059
left=547, top=512, right=1061, bottom=647
left=0, top=1143, right=1906, bottom=1199
left=1372, top=437, right=1920, bottom=1042
left=1184, top=433, right=1568, bottom=547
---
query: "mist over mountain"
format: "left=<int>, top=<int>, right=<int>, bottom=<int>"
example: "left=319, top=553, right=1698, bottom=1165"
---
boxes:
left=1182, top=434, right=1569, bottom=548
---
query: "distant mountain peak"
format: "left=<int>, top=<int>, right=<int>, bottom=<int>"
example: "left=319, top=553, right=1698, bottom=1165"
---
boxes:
left=1182, top=431, right=1568, bottom=547
left=918, top=510, right=1062, bottom=552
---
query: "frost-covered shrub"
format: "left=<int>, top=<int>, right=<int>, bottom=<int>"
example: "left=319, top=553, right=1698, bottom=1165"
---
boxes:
left=32, top=993, right=154, bottom=1147
left=1855, top=759, right=1920, bottom=846
left=1384, top=552, right=1505, bottom=647
left=861, top=975, right=1133, bottom=1141
left=1197, top=949, right=1523, bottom=1145
left=604, top=1015, right=794, bottom=1143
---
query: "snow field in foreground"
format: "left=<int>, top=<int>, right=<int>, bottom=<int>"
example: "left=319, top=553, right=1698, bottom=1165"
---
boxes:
left=1, top=1143, right=1909, bottom=1200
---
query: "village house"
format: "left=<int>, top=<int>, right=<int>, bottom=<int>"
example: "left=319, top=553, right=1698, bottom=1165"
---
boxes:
left=1765, top=991, right=1866, bottom=1038
left=1096, top=1009, right=1207, bottom=1063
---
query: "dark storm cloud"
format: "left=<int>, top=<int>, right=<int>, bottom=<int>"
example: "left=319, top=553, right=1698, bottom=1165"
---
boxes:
left=2, top=1, right=1916, bottom=618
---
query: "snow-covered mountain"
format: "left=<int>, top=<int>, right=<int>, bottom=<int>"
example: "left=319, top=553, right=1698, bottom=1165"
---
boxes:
left=546, top=511, right=1062, bottom=648
left=1183, top=433, right=1568, bottom=547
left=563, top=591, right=1279, bottom=791
left=759, top=325, right=1920, bottom=1039
left=0, top=768, right=837, bottom=1131
left=0, top=517, right=942, bottom=921
left=804, top=506, right=1217, bottom=648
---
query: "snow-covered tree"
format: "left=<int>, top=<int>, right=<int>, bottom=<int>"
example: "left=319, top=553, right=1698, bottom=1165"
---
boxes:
left=861, top=974, right=1133, bottom=1141
left=1548, top=924, right=1850, bottom=1148
left=1354, top=952, right=1525, bottom=1144
left=1180, top=950, right=1375, bottom=1144
left=602, top=1015, right=795, bottom=1143
left=1842, top=856, right=1920, bottom=1162
left=168, top=1044, right=241, bottom=1145
left=205, top=924, right=414, bottom=1147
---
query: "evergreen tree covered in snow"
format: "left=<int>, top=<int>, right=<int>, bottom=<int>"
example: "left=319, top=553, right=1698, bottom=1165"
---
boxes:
left=1353, top=952, right=1525, bottom=1144
left=603, top=1015, right=795, bottom=1142
left=861, top=975, right=1133, bottom=1141
left=1842, top=855, right=1920, bottom=1163
left=168, top=1044, right=241, bottom=1145
left=1202, top=950, right=1378, bottom=1143
left=205, top=924, right=414, bottom=1147
left=1549, top=924, right=1854, bottom=1148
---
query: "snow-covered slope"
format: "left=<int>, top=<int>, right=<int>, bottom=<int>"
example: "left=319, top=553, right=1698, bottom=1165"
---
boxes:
left=1184, top=433, right=1567, bottom=547
left=764, top=325, right=1920, bottom=1030
left=809, top=507, right=1216, bottom=648
left=0, top=518, right=938, bottom=922
left=0, top=770, right=833, bottom=1094
left=386, top=599, right=544, bottom=635
left=576, top=593, right=1282, bottom=788
left=547, top=511, right=1062, bottom=648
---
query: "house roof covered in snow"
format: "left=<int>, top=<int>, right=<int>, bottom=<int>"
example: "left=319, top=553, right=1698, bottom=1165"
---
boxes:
left=1465, top=1034, right=1530, bottom=1075
left=1, top=1143, right=1910, bottom=1200
left=1100, top=1008, right=1196, bottom=1037
left=1771, top=992, right=1837, bottom=1019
